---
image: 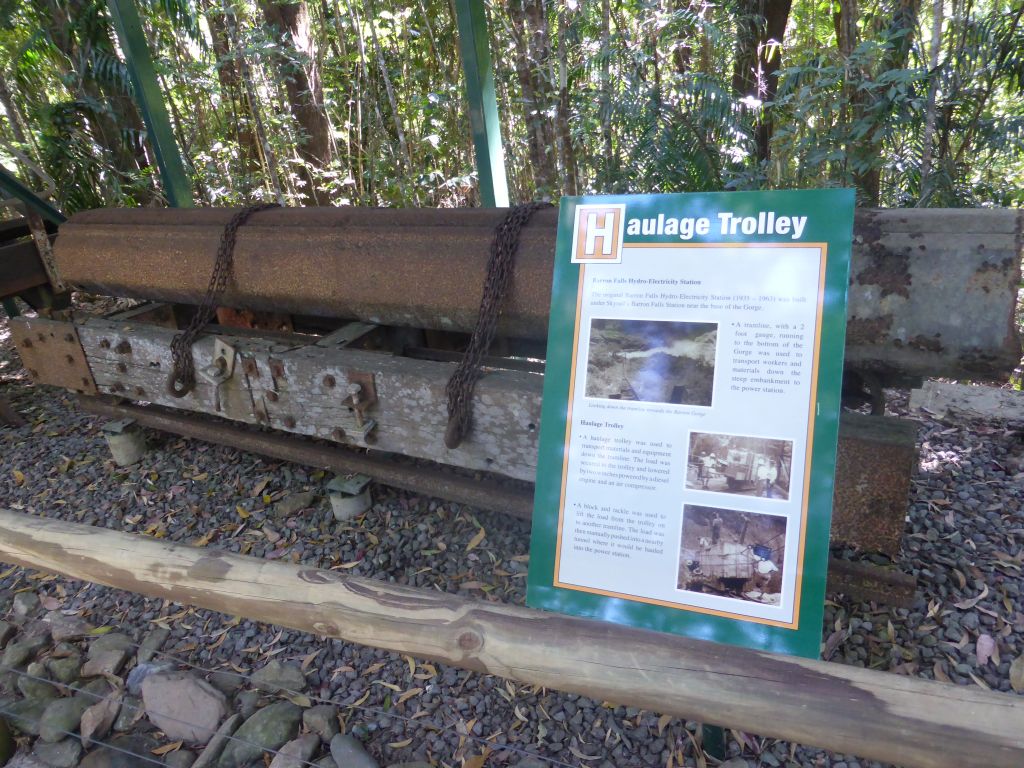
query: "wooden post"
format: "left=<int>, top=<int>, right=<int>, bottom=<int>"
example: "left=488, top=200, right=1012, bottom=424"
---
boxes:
left=0, top=508, right=1019, bottom=768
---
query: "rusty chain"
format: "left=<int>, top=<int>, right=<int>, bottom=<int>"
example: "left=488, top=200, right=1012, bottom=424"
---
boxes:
left=166, top=203, right=279, bottom=398
left=445, top=202, right=552, bottom=449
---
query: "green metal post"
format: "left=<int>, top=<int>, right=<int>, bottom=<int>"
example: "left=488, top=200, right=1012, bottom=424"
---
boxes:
left=106, top=0, right=194, bottom=208
left=453, top=0, right=509, bottom=207
left=0, top=165, right=65, bottom=224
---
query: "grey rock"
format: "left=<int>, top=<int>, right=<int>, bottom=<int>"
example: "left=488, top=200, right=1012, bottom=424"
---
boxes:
left=79, top=735, right=157, bottom=768
left=46, top=655, right=81, bottom=685
left=268, top=734, right=319, bottom=768
left=312, top=759, right=335, bottom=768
left=113, top=696, right=144, bottom=732
left=4, top=754, right=49, bottom=768
left=302, top=704, right=339, bottom=742
left=235, top=690, right=259, bottom=720
left=192, top=713, right=242, bottom=768
left=2, top=636, right=48, bottom=669
left=272, top=490, right=318, bottom=519
left=164, top=749, right=197, bottom=768
left=138, top=628, right=170, bottom=664
left=718, top=760, right=751, bottom=768
left=80, top=648, right=128, bottom=678
left=328, top=734, right=378, bottom=768
left=387, top=764, right=434, bottom=768
left=17, top=662, right=59, bottom=702
left=13, top=593, right=39, bottom=620
left=216, top=701, right=301, bottom=768
left=41, top=612, right=93, bottom=643
left=4, top=698, right=50, bottom=736
left=142, top=673, right=228, bottom=744
left=251, top=661, right=306, bottom=694
left=0, top=621, right=16, bottom=648
left=88, top=634, right=132, bottom=659
left=38, top=696, right=92, bottom=742
left=32, top=738, right=82, bottom=768
left=206, top=670, right=243, bottom=696
left=127, top=661, right=176, bottom=696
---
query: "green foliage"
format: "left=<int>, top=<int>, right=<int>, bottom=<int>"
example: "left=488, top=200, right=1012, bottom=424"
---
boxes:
left=0, top=0, right=1020, bottom=210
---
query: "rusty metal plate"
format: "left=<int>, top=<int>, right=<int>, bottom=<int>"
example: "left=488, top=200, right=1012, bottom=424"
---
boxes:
left=832, top=412, right=918, bottom=557
left=9, top=317, right=97, bottom=394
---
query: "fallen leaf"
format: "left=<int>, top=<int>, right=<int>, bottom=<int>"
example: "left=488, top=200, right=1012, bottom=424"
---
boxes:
left=252, top=478, right=270, bottom=497
left=388, top=738, right=413, bottom=749
left=151, top=741, right=183, bottom=756
left=80, top=692, right=122, bottom=746
left=236, top=505, right=250, bottom=520
left=466, top=527, right=486, bottom=552
left=397, top=687, right=423, bottom=705
left=12, top=469, right=24, bottom=486
left=657, top=713, right=672, bottom=735
left=932, top=660, right=951, bottom=683
left=1010, top=656, right=1024, bottom=693
left=39, top=595, right=60, bottom=611
left=970, top=638, right=995, bottom=667
left=286, top=693, right=311, bottom=707
left=953, top=585, right=988, bottom=609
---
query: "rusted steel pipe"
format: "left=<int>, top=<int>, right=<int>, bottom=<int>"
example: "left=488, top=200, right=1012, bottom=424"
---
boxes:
left=55, top=207, right=1022, bottom=381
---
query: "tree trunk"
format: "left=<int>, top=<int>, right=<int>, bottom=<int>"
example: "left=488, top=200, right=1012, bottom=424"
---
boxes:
left=206, top=0, right=260, bottom=169
left=509, top=0, right=559, bottom=196
left=731, top=0, right=793, bottom=163
left=260, top=0, right=333, bottom=204
left=918, top=0, right=943, bottom=202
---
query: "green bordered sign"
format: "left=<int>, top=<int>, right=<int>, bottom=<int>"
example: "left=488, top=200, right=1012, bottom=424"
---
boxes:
left=526, top=190, right=855, bottom=658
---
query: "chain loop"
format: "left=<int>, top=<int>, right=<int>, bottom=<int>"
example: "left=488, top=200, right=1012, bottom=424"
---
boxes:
left=445, top=202, right=552, bottom=449
left=166, top=203, right=280, bottom=398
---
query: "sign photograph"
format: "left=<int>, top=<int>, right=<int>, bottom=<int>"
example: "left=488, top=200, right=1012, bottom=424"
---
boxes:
left=527, top=189, right=855, bottom=657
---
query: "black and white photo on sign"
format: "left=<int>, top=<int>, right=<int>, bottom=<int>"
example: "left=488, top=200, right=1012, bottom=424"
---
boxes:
left=584, top=319, right=717, bottom=406
left=686, top=431, right=793, bottom=500
left=677, top=505, right=787, bottom=606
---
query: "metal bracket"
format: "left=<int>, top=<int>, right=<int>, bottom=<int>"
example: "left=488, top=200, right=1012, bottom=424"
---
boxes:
left=25, top=210, right=66, bottom=294
left=342, top=371, right=378, bottom=430
left=198, top=338, right=236, bottom=385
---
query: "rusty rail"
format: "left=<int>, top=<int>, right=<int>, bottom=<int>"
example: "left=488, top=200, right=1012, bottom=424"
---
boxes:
left=54, top=207, right=1022, bottom=382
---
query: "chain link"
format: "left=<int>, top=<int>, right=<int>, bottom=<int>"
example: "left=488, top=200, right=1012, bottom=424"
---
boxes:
left=445, top=202, right=552, bottom=449
left=166, top=203, right=280, bottom=398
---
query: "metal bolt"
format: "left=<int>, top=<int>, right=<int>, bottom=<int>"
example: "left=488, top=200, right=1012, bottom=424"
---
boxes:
left=270, top=361, right=284, bottom=378
left=323, top=374, right=336, bottom=388
left=37, top=333, right=45, bottom=342
left=243, top=359, right=257, bottom=376
left=135, top=387, right=146, bottom=397
left=347, top=382, right=362, bottom=405
left=64, top=333, right=75, bottom=343
left=112, top=382, right=126, bottom=393
left=266, top=391, right=279, bottom=402
left=100, top=339, right=111, bottom=349
left=332, top=427, right=346, bottom=441
left=283, top=416, right=296, bottom=429
left=65, top=354, right=75, bottom=365
left=116, top=362, right=127, bottom=373
left=115, top=340, right=132, bottom=354
left=81, top=378, right=90, bottom=388
left=21, top=339, right=32, bottom=349
left=363, top=431, right=377, bottom=445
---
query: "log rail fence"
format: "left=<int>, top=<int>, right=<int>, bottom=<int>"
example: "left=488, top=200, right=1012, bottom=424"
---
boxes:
left=0, top=508, right=1020, bottom=768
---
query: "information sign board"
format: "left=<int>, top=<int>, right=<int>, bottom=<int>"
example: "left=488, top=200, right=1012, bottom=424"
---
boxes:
left=527, top=190, right=855, bottom=657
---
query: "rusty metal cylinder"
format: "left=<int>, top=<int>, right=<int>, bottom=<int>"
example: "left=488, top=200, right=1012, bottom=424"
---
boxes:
left=53, top=207, right=1022, bottom=382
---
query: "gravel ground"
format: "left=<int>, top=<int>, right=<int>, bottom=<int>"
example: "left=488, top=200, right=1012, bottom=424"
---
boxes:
left=1, top=307, right=1023, bottom=768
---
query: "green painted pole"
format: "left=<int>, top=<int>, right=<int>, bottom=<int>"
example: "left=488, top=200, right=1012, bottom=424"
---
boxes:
left=453, top=0, right=509, bottom=208
left=106, top=0, right=194, bottom=208
left=0, top=166, right=65, bottom=225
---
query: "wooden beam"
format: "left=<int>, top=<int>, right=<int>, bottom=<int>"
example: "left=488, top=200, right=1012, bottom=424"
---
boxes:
left=0, top=508, right=1019, bottom=768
